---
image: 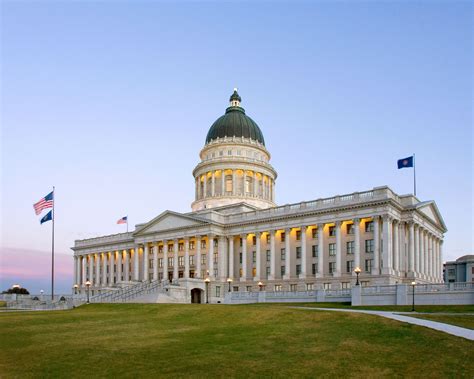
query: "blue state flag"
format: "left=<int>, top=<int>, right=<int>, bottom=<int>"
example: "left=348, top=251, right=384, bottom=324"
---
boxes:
left=40, top=210, right=53, bottom=224
left=397, top=156, right=414, bottom=169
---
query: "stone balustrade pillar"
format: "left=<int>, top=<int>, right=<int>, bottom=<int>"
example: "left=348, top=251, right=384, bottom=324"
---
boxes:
left=317, top=224, right=324, bottom=277
left=300, top=226, right=307, bottom=279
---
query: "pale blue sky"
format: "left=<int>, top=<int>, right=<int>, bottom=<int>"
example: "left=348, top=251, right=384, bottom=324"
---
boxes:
left=1, top=1, right=472, bottom=294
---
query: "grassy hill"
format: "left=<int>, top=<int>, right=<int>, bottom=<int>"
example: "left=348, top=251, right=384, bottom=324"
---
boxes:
left=0, top=304, right=473, bottom=378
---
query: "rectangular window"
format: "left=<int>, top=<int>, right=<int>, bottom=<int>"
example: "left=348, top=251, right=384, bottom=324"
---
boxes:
left=158, top=272, right=163, bottom=280
left=329, top=243, right=336, bottom=256
left=312, top=263, right=317, bottom=275
left=228, top=150, right=232, bottom=156
left=168, top=245, right=173, bottom=252
left=365, top=239, right=374, bottom=253
left=296, top=246, right=302, bottom=259
left=252, top=267, right=256, bottom=277
left=213, top=252, right=218, bottom=264
left=178, top=256, right=184, bottom=267
left=447, top=268, right=455, bottom=276
left=252, top=252, right=256, bottom=263
left=281, top=266, right=285, bottom=276
left=361, top=281, right=370, bottom=287
left=266, top=234, right=270, bottom=244
left=189, top=241, right=195, bottom=250
left=306, top=283, right=314, bottom=291
left=233, top=286, right=239, bottom=292
left=178, top=271, right=184, bottom=279
left=189, top=270, right=195, bottom=278
left=281, top=232, right=286, bottom=242
left=329, top=262, right=336, bottom=274
left=365, top=221, right=374, bottom=233
left=239, top=268, right=243, bottom=277
left=189, top=255, right=195, bottom=266
left=346, top=224, right=354, bottom=235
left=226, top=176, right=232, bottom=192
left=239, top=252, right=243, bottom=264
left=323, top=283, right=331, bottom=290
left=281, top=248, right=286, bottom=260
left=296, top=230, right=301, bottom=241
left=266, top=250, right=271, bottom=262
left=252, top=236, right=256, bottom=245
left=201, top=240, right=207, bottom=249
left=290, top=284, right=297, bottom=292
left=246, top=286, right=252, bottom=292
left=214, top=268, right=218, bottom=278
left=296, top=264, right=301, bottom=275
left=239, top=238, right=243, bottom=247
left=201, top=254, right=206, bottom=265
left=266, top=267, right=270, bottom=278
left=179, top=243, right=184, bottom=251
left=159, top=246, right=163, bottom=254
left=312, top=245, right=318, bottom=257
left=312, top=228, right=317, bottom=239
left=346, top=260, right=354, bottom=273
left=168, top=257, right=174, bottom=267
left=149, top=259, right=154, bottom=269
left=215, top=286, right=221, bottom=297
left=341, top=282, right=350, bottom=289
left=214, top=239, right=218, bottom=247
left=329, top=226, right=336, bottom=237
left=365, top=259, right=373, bottom=272
left=274, top=284, right=282, bottom=292
left=347, top=241, right=355, bottom=254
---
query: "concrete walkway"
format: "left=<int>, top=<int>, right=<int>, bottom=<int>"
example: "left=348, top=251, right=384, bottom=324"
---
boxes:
left=294, top=307, right=474, bottom=341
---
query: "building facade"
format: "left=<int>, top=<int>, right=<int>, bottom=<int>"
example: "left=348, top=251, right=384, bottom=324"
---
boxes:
left=444, top=255, right=474, bottom=283
left=72, top=90, right=447, bottom=299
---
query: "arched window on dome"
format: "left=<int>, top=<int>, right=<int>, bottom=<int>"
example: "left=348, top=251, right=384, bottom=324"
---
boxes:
left=206, top=175, right=212, bottom=197
left=225, top=175, right=233, bottom=194
left=245, top=176, right=252, bottom=195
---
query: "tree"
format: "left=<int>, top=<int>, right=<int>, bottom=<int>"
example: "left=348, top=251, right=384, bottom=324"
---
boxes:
left=2, top=287, right=30, bottom=295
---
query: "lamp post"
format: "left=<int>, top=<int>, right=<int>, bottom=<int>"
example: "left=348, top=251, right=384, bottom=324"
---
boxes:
left=205, top=277, right=210, bottom=304
left=40, top=289, right=44, bottom=301
left=258, top=281, right=263, bottom=291
left=12, top=284, right=20, bottom=302
left=85, top=280, right=91, bottom=304
left=411, top=281, right=416, bottom=312
left=354, top=267, right=361, bottom=286
left=227, top=278, right=233, bottom=292
left=73, top=284, right=78, bottom=295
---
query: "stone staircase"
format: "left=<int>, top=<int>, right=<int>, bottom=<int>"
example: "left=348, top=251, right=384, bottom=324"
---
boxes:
left=89, top=280, right=165, bottom=303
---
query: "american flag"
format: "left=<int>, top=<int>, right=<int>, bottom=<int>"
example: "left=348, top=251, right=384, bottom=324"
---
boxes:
left=117, top=216, right=128, bottom=224
left=33, top=191, right=54, bottom=215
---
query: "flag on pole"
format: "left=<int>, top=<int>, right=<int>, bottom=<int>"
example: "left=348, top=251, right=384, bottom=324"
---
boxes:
left=117, top=216, right=128, bottom=224
left=40, top=210, right=53, bottom=224
left=397, top=156, right=414, bottom=169
left=33, top=191, right=54, bottom=215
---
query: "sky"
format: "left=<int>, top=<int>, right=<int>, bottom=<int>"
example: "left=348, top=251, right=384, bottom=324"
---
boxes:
left=1, top=1, right=472, bottom=294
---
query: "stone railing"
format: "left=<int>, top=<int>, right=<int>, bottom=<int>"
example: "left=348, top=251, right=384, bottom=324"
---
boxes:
left=225, top=186, right=399, bottom=224
left=74, top=232, right=134, bottom=248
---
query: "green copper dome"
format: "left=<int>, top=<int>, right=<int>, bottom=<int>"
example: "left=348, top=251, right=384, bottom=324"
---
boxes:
left=205, top=90, right=265, bottom=146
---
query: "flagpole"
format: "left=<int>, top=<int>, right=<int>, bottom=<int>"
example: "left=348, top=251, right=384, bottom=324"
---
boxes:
left=413, top=153, right=416, bottom=197
left=51, top=186, right=55, bottom=301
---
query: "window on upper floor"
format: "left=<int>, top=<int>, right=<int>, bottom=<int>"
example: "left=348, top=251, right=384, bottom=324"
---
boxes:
left=347, top=241, right=355, bottom=254
left=296, top=230, right=301, bottom=241
left=312, top=245, right=318, bottom=257
left=365, top=221, right=374, bottom=233
left=329, top=243, right=336, bottom=256
left=312, top=228, right=317, bottom=239
left=346, top=260, right=354, bottom=273
left=329, top=226, right=336, bottom=237
left=346, top=224, right=354, bottom=235
left=296, top=247, right=302, bottom=259
left=365, top=239, right=374, bottom=253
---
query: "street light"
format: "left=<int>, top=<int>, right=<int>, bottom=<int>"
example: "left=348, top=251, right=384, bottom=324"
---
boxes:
left=85, top=280, right=91, bottom=303
left=354, top=267, right=361, bottom=286
left=73, top=284, right=78, bottom=295
left=411, top=281, right=416, bottom=312
left=204, top=277, right=210, bottom=304
left=227, top=278, right=233, bottom=292
left=258, top=281, right=264, bottom=291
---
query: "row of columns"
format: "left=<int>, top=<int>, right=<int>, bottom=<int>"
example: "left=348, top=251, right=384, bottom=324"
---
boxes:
left=195, top=169, right=275, bottom=202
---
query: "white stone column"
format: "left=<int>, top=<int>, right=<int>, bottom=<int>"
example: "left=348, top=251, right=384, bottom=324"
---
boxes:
left=284, top=228, right=291, bottom=279
left=196, top=237, right=201, bottom=278
left=382, top=215, right=393, bottom=275
left=373, top=216, right=380, bottom=275
left=334, top=222, right=341, bottom=277
left=143, top=244, right=149, bottom=281
left=153, top=244, right=158, bottom=281
left=422, top=231, right=428, bottom=279
left=317, top=224, right=324, bottom=277
left=121, top=250, right=127, bottom=282
left=241, top=234, right=248, bottom=281
left=203, top=175, right=207, bottom=198
left=211, top=172, right=215, bottom=197
left=221, top=171, right=225, bottom=196
left=255, top=232, right=261, bottom=281
left=73, top=256, right=78, bottom=285
left=88, top=254, right=94, bottom=283
left=269, top=230, right=276, bottom=280
left=253, top=172, right=258, bottom=197
left=354, top=218, right=361, bottom=270
left=393, top=221, right=400, bottom=273
left=228, top=236, right=234, bottom=280
left=219, top=235, right=227, bottom=281
left=300, top=226, right=307, bottom=279
left=428, top=234, right=433, bottom=280
left=102, top=253, right=107, bottom=285
left=109, top=252, right=114, bottom=284
left=208, top=235, right=215, bottom=278
left=418, top=229, right=424, bottom=278
left=184, top=238, right=190, bottom=279
left=414, top=225, right=419, bottom=275
left=133, top=245, right=140, bottom=281
left=163, top=241, right=169, bottom=282
left=117, top=251, right=122, bottom=283
left=408, top=222, right=415, bottom=274
left=232, top=171, right=237, bottom=196
left=173, top=239, right=179, bottom=280
left=439, top=240, right=444, bottom=282
left=243, top=171, right=247, bottom=195
left=95, top=254, right=100, bottom=286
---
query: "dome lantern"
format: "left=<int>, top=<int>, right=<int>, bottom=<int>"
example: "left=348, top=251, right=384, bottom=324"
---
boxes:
left=229, top=88, right=241, bottom=107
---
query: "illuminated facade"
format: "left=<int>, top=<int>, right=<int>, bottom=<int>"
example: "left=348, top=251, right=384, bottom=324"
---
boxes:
left=72, top=90, right=447, bottom=301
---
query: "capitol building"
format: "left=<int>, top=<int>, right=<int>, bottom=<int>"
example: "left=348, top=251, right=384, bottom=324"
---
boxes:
left=72, top=90, right=447, bottom=302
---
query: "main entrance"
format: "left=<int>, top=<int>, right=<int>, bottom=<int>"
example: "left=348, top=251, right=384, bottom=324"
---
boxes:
left=191, top=288, right=203, bottom=304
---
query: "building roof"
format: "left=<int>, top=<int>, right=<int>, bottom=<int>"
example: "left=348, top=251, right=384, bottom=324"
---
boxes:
left=456, top=255, right=474, bottom=262
left=205, top=90, right=265, bottom=145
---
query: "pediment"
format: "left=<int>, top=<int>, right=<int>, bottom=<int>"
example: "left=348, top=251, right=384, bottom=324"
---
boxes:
left=416, top=201, right=447, bottom=232
left=134, top=211, right=208, bottom=236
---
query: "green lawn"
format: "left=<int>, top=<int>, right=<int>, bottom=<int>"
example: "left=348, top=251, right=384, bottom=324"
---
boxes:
left=0, top=301, right=6, bottom=307
left=0, top=304, right=473, bottom=378
left=407, top=314, right=474, bottom=330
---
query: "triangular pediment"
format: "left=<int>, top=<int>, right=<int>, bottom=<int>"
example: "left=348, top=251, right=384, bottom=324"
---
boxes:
left=134, top=211, right=209, bottom=236
left=416, top=201, right=447, bottom=232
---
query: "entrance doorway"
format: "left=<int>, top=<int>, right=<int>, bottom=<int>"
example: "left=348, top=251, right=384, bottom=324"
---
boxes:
left=191, top=288, right=203, bottom=304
